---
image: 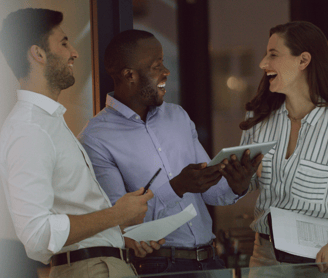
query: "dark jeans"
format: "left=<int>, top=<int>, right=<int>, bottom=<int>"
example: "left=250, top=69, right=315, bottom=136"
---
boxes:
left=133, top=255, right=225, bottom=277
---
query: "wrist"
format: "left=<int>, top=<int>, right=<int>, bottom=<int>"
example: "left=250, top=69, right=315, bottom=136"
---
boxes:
left=170, top=178, right=184, bottom=197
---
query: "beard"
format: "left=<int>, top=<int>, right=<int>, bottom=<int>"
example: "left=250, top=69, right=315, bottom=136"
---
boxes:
left=138, top=72, right=163, bottom=107
left=44, top=52, right=75, bottom=91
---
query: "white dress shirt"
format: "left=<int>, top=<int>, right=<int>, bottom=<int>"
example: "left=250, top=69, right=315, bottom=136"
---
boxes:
left=241, top=102, right=328, bottom=235
left=0, top=90, right=124, bottom=264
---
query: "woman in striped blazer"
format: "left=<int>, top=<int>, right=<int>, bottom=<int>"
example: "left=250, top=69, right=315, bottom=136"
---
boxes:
left=239, top=21, right=328, bottom=272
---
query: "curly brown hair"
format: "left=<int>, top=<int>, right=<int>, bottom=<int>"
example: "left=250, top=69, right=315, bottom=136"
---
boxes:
left=240, top=21, right=328, bottom=130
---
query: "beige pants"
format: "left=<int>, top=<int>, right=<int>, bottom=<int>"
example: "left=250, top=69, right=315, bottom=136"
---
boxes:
left=49, top=256, right=136, bottom=278
left=249, top=232, right=280, bottom=268
left=249, top=232, right=323, bottom=278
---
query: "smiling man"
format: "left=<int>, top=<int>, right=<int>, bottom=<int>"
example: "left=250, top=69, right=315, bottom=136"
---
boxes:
left=78, top=30, right=262, bottom=276
left=0, top=9, right=162, bottom=278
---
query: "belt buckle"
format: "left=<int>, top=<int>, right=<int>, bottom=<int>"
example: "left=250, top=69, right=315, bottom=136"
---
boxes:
left=196, top=248, right=207, bottom=261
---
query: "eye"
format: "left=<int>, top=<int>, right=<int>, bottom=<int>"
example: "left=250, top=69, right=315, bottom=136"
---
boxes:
left=62, top=42, right=68, bottom=47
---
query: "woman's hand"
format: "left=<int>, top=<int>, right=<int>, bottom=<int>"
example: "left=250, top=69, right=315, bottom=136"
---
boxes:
left=316, top=243, right=328, bottom=272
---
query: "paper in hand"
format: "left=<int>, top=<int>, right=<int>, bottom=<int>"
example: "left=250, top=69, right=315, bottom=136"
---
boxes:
left=123, top=203, right=197, bottom=242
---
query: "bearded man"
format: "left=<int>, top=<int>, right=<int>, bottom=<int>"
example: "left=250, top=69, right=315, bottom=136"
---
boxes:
left=0, top=9, right=163, bottom=278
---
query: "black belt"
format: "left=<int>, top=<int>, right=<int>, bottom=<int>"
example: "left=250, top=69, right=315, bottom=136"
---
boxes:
left=259, top=233, right=271, bottom=241
left=51, top=246, right=131, bottom=266
left=143, top=245, right=215, bottom=261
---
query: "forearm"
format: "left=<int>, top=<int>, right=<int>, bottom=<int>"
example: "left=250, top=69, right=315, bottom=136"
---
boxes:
left=65, top=206, right=123, bottom=246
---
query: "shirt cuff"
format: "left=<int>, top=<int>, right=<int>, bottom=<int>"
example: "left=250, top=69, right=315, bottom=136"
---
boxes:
left=47, top=214, right=70, bottom=253
left=153, top=181, right=182, bottom=208
left=219, top=178, right=241, bottom=202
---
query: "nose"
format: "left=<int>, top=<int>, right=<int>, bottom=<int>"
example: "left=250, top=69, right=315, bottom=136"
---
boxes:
left=163, top=66, right=170, bottom=76
left=70, top=45, right=79, bottom=59
left=259, top=56, right=268, bottom=69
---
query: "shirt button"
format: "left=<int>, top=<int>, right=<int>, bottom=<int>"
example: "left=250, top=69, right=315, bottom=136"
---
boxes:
left=176, top=201, right=179, bottom=205
left=169, top=173, right=172, bottom=177
left=135, top=116, right=139, bottom=119
left=158, top=148, right=162, bottom=151
left=189, top=222, right=192, bottom=226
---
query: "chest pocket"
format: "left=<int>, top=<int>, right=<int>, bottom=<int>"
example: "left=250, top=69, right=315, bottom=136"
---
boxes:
left=291, top=159, right=328, bottom=204
left=258, top=146, right=276, bottom=189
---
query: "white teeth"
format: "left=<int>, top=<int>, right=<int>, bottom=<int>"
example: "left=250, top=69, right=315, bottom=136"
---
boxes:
left=158, top=83, right=166, bottom=88
left=68, top=64, right=73, bottom=68
left=266, top=72, right=276, bottom=76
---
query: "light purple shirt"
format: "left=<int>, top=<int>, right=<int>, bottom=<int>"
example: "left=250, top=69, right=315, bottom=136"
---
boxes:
left=78, top=94, right=240, bottom=248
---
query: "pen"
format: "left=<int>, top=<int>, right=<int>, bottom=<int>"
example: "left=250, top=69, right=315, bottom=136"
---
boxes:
left=143, top=168, right=162, bottom=194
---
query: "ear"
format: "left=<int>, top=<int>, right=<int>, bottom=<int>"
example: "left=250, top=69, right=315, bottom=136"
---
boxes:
left=299, top=52, right=311, bottom=70
left=29, top=45, right=46, bottom=64
left=121, top=68, right=135, bottom=83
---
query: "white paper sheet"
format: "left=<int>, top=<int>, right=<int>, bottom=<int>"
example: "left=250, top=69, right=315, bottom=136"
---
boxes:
left=123, top=203, right=197, bottom=242
left=270, top=207, right=328, bottom=259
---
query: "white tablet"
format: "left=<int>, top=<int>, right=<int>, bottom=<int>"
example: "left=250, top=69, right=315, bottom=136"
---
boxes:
left=208, top=141, right=277, bottom=167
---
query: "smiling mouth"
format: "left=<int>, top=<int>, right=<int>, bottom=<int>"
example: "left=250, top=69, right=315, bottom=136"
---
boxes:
left=267, top=72, right=277, bottom=82
left=157, top=82, right=166, bottom=91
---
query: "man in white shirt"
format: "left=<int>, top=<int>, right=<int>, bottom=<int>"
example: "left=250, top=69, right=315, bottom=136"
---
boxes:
left=0, top=8, right=162, bottom=278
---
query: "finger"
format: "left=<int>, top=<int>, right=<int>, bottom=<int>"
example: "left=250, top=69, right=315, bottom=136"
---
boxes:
left=316, top=252, right=324, bottom=272
left=256, top=162, right=263, bottom=178
left=240, top=149, right=251, bottom=166
left=140, top=241, right=153, bottom=253
left=158, top=238, right=166, bottom=245
left=221, top=159, right=236, bottom=173
left=133, top=241, right=146, bottom=258
left=188, top=163, right=207, bottom=170
left=252, top=154, right=264, bottom=168
left=230, top=155, right=244, bottom=172
left=143, top=189, right=154, bottom=201
left=199, top=167, right=223, bottom=184
left=130, top=187, right=145, bottom=196
left=149, top=241, right=161, bottom=250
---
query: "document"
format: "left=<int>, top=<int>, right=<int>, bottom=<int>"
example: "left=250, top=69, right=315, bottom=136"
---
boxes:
left=123, top=203, right=197, bottom=242
left=270, top=207, right=328, bottom=259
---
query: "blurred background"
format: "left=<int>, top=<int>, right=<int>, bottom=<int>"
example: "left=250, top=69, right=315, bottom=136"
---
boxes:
left=0, top=0, right=326, bottom=276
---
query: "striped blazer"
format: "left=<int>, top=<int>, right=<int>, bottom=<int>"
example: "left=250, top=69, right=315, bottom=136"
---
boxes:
left=241, top=102, right=328, bottom=234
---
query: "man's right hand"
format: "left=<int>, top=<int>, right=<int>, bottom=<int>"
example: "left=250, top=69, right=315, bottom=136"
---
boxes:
left=170, top=163, right=223, bottom=197
left=114, top=188, right=153, bottom=226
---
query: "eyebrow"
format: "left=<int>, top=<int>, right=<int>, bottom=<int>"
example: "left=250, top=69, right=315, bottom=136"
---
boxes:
left=60, top=36, right=68, bottom=42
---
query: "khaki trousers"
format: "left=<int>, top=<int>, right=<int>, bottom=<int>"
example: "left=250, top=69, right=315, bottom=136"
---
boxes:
left=249, top=232, right=323, bottom=278
left=49, top=256, right=136, bottom=278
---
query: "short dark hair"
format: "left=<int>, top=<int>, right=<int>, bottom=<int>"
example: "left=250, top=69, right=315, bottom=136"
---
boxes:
left=104, top=29, right=154, bottom=82
left=240, top=21, right=328, bottom=130
left=0, top=8, right=63, bottom=80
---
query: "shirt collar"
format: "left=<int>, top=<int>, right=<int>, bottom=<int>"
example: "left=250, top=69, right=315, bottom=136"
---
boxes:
left=279, top=101, right=325, bottom=126
left=17, top=90, right=66, bottom=116
left=105, top=92, right=163, bottom=119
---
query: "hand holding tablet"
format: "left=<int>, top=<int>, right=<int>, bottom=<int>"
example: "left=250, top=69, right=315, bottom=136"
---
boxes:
left=208, top=141, right=277, bottom=167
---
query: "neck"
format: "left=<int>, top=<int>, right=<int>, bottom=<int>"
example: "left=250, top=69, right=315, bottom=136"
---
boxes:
left=20, top=76, right=61, bottom=101
left=285, top=93, right=315, bottom=120
left=114, top=86, right=149, bottom=122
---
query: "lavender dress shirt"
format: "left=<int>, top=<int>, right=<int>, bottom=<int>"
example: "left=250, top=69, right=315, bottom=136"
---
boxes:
left=78, top=94, right=240, bottom=248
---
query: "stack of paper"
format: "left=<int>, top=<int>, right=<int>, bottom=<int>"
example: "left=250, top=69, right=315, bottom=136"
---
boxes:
left=270, top=206, right=328, bottom=259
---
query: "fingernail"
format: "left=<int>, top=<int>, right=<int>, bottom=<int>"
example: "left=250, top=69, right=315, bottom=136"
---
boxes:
left=246, top=150, right=250, bottom=155
left=231, top=155, right=236, bottom=160
left=220, top=164, right=225, bottom=169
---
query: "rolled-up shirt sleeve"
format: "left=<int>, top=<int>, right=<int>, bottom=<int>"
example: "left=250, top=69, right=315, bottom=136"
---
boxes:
left=3, top=124, right=70, bottom=263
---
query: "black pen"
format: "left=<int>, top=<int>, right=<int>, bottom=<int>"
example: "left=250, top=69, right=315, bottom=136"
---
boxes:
left=143, top=168, right=162, bottom=194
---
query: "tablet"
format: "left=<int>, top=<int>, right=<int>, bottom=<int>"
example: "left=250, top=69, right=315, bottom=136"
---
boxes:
left=208, top=141, right=277, bottom=167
